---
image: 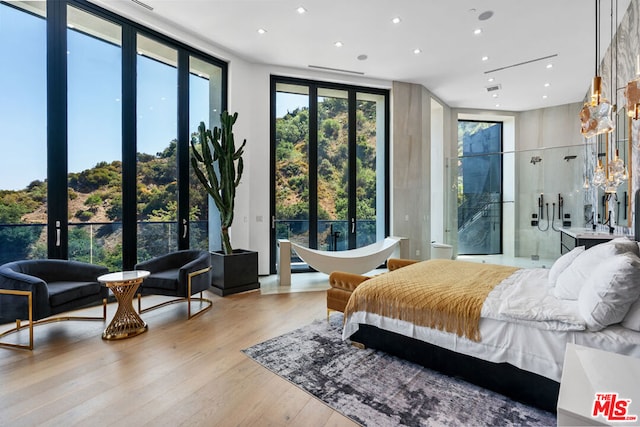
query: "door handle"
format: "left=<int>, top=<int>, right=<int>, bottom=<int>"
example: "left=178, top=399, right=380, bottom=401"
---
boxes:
left=182, top=219, right=187, bottom=238
left=55, top=220, right=61, bottom=247
left=351, top=218, right=355, bottom=234
left=272, top=216, right=276, bottom=229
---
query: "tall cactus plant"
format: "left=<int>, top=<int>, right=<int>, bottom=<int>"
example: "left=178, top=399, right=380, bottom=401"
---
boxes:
left=190, top=111, right=246, bottom=255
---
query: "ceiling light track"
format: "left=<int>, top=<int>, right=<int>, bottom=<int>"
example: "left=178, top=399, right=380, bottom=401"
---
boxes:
left=484, top=54, right=558, bottom=74
left=308, top=65, right=365, bottom=75
left=130, top=0, right=154, bottom=11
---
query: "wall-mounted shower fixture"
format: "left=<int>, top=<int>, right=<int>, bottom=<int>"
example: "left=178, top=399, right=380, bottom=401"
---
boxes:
left=552, top=193, right=563, bottom=231
left=535, top=193, right=570, bottom=232
left=563, top=155, right=577, bottom=161
left=537, top=193, right=550, bottom=231
left=530, top=156, right=542, bottom=164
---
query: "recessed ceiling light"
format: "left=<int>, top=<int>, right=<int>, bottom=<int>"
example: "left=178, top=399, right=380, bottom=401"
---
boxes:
left=495, top=104, right=500, bottom=107
left=473, top=28, right=482, bottom=35
left=544, top=83, right=550, bottom=87
left=392, top=17, right=401, bottom=24
left=546, top=63, right=553, bottom=69
left=296, top=6, right=307, bottom=14
left=488, top=77, right=495, bottom=82
left=413, top=48, right=422, bottom=55
left=542, top=95, right=548, bottom=99
left=334, top=41, right=343, bottom=47
left=482, top=56, right=489, bottom=61
left=492, top=93, right=498, bottom=98
left=257, top=28, right=267, bottom=34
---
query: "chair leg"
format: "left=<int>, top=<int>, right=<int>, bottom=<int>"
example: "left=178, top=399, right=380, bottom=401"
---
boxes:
left=137, top=267, right=213, bottom=319
left=1, top=290, right=108, bottom=351
left=186, top=267, right=213, bottom=320
left=0, top=289, right=33, bottom=350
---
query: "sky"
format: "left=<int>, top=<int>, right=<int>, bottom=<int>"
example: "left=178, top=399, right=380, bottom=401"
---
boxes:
left=0, top=3, right=209, bottom=191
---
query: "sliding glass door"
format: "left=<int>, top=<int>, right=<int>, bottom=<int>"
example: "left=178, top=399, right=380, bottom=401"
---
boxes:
left=273, top=83, right=310, bottom=254
left=0, top=1, right=47, bottom=264
left=271, top=77, right=389, bottom=273
left=0, top=0, right=227, bottom=269
left=317, top=88, right=349, bottom=251
left=135, top=35, right=178, bottom=262
left=67, top=6, right=123, bottom=270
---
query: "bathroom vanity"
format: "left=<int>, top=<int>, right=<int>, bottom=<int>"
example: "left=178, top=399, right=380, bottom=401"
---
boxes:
left=560, top=228, right=621, bottom=254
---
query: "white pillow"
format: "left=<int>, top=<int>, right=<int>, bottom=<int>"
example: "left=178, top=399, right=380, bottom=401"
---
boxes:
left=554, top=238, right=639, bottom=300
left=605, top=237, right=640, bottom=256
left=578, top=252, right=640, bottom=331
left=622, top=298, right=640, bottom=331
left=548, top=246, right=585, bottom=287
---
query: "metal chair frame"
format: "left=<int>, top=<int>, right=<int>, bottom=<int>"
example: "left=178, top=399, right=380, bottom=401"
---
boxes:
left=137, top=267, right=213, bottom=320
left=0, top=289, right=107, bottom=351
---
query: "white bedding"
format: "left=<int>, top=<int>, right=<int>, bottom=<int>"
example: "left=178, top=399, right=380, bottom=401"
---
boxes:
left=342, top=267, right=640, bottom=382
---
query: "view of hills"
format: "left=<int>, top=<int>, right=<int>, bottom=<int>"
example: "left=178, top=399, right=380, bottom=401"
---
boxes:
left=0, top=140, right=208, bottom=269
left=275, top=96, right=380, bottom=248
left=0, top=97, right=381, bottom=267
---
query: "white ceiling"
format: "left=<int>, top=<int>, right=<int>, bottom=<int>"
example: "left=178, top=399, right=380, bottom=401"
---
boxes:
left=96, top=0, right=631, bottom=112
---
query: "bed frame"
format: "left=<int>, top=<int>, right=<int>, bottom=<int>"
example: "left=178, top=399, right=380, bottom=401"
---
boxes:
left=349, top=324, right=560, bottom=413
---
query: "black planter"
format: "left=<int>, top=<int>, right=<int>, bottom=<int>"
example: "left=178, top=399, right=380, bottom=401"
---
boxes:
left=210, top=249, right=260, bottom=296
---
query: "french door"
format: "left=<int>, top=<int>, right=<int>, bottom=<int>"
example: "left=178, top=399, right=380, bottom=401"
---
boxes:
left=270, top=76, right=389, bottom=273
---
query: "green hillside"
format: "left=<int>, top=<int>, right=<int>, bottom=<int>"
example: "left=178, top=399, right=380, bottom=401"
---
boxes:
left=0, top=140, right=208, bottom=268
left=275, top=97, right=379, bottom=246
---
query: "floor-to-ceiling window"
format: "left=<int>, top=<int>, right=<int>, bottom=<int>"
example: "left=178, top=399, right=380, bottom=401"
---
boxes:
left=0, top=0, right=226, bottom=269
left=67, top=5, right=123, bottom=270
left=457, top=120, right=503, bottom=255
left=317, top=88, right=349, bottom=251
left=0, top=2, right=48, bottom=264
left=355, top=92, right=386, bottom=248
left=136, top=35, right=178, bottom=262
left=273, top=83, right=310, bottom=256
left=189, top=56, right=224, bottom=252
left=271, top=76, right=389, bottom=272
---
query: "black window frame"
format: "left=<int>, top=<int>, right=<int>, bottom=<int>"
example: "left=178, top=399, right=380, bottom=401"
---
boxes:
left=33, top=0, right=228, bottom=268
left=269, top=75, right=390, bottom=273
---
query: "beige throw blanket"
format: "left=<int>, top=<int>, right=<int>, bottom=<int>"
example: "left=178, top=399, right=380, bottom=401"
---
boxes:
left=344, top=259, right=519, bottom=341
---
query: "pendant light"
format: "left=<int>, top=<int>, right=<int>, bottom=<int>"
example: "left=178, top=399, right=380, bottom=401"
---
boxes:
left=580, top=0, right=615, bottom=138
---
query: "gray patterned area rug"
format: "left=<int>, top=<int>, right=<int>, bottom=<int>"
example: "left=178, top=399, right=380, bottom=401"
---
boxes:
left=242, top=314, right=556, bottom=427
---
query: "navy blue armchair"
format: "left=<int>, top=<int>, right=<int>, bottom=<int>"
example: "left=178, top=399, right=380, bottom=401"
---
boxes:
left=0, top=259, right=109, bottom=350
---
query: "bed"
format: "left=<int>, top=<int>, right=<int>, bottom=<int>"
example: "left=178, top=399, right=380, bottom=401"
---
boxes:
left=340, top=238, right=640, bottom=412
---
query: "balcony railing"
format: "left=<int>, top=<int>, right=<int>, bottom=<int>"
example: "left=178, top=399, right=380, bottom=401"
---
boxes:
left=0, top=220, right=208, bottom=270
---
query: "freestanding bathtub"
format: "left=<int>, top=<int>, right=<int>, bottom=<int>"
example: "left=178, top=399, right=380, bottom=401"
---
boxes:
left=287, top=236, right=403, bottom=275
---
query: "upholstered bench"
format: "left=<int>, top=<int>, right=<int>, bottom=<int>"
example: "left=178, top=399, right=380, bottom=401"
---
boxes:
left=327, top=258, right=418, bottom=316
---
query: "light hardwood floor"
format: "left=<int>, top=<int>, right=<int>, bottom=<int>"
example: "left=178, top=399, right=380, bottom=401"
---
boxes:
left=0, top=274, right=358, bottom=427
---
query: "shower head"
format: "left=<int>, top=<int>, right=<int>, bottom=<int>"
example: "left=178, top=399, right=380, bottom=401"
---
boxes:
left=530, top=156, right=542, bottom=164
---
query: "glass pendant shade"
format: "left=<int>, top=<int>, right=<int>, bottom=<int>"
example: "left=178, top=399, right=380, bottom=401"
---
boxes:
left=580, top=77, right=614, bottom=138
left=604, top=177, right=617, bottom=194
left=592, top=159, right=607, bottom=187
